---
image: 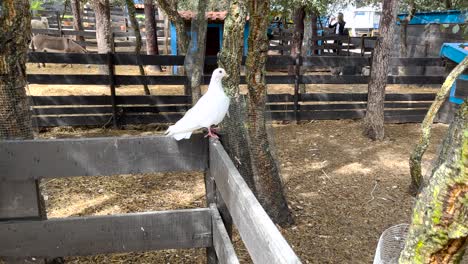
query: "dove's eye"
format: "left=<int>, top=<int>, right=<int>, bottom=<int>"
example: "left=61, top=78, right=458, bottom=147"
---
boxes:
left=219, top=70, right=222, bottom=74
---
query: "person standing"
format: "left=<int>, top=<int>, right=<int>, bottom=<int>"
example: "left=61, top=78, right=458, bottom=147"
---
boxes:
left=328, top=12, right=347, bottom=35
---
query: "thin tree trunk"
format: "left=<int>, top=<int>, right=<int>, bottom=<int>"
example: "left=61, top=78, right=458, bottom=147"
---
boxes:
left=91, top=0, right=111, bottom=74
left=144, top=0, right=162, bottom=72
left=399, top=102, right=468, bottom=263
left=126, top=0, right=150, bottom=95
left=445, top=0, right=452, bottom=9
left=409, top=56, right=468, bottom=193
left=288, top=6, right=305, bottom=75
left=155, top=0, right=189, bottom=95
left=246, top=0, right=293, bottom=226
left=362, top=0, right=398, bottom=140
left=218, top=0, right=256, bottom=190
left=71, top=0, right=85, bottom=43
left=185, top=0, right=207, bottom=104
left=156, top=0, right=188, bottom=54
left=311, top=11, right=318, bottom=55
left=398, top=0, right=415, bottom=75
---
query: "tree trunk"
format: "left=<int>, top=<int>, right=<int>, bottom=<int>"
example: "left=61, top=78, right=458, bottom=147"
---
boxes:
left=399, top=102, right=468, bottom=263
left=288, top=6, right=305, bottom=75
left=184, top=0, right=207, bottom=104
left=398, top=0, right=415, bottom=75
left=311, top=11, right=318, bottom=55
left=245, top=0, right=293, bottom=226
left=445, top=0, right=452, bottom=9
left=126, top=0, right=150, bottom=95
left=0, top=1, right=52, bottom=263
left=362, top=0, right=398, bottom=140
left=91, top=0, right=111, bottom=73
left=0, top=1, right=33, bottom=139
left=156, top=0, right=188, bottom=54
left=144, top=0, right=162, bottom=72
left=71, top=0, right=85, bottom=43
left=409, top=56, right=468, bottom=193
left=218, top=0, right=257, bottom=191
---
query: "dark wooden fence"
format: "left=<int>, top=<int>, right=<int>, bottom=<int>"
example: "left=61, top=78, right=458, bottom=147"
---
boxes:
left=268, top=27, right=377, bottom=56
left=27, top=52, right=447, bottom=127
left=0, top=136, right=301, bottom=263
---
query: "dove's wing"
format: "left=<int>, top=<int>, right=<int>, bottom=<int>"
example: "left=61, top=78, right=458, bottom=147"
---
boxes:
left=165, top=92, right=215, bottom=136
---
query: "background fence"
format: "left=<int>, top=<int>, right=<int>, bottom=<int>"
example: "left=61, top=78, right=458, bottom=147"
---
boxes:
left=27, top=52, right=449, bottom=128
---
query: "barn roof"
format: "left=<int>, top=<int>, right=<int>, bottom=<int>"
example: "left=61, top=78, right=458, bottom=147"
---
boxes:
left=178, top=11, right=228, bottom=22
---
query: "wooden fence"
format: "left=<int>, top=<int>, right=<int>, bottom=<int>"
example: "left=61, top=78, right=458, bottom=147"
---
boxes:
left=0, top=136, right=301, bottom=263
left=27, top=52, right=448, bottom=127
left=31, top=5, right=170, bottom=54
left=269, top=27, right=377, bottom=55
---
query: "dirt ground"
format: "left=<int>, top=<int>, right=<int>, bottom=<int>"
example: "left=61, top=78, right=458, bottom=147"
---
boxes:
left=32, top=120, right=449, bottom=264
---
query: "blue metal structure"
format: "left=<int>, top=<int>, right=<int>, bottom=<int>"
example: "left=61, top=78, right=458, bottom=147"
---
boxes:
left=440, top=43, right=468, bottom=104
left=397, top=10, right=467, bottom=24
left=170, top=22, right=249, bottom=56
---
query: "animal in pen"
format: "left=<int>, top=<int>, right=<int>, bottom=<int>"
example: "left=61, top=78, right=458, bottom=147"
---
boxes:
left=30, top=35, right=89, bottom=68
left=31, top=17, right=49, bottom=30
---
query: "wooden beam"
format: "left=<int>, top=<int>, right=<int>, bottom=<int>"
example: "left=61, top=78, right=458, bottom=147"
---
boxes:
left=210, top=204, right=240, bottom=264
left=209, top=140, right=301, bottom=264
left=0, top=208, right=212, bottom=258
left=0, top=135, right=208, bottom=181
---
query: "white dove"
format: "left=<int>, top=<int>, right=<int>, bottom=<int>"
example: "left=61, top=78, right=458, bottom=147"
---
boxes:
left=165, top=68, right=230, bottom=140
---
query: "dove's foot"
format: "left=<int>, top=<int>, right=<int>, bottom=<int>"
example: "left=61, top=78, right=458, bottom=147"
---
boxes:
left=205, top=127, right=219, bottom=139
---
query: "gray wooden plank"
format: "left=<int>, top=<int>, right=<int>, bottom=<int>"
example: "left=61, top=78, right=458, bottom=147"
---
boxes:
left=209, top=140, right=301, bottom=264
left=0, top=208, right=212, bottom=257
left=0, top=135, right=208, bottom=181
left=0, top=180, right=41, bottom=219
left=210, top=204, right=240, bottom=264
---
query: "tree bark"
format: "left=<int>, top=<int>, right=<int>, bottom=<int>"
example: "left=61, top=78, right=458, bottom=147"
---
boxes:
left=311, top=10, right=318, bottom=55
left=91, top=0, right=111, bottom=73
left=399, top=102, right=468, bottom=263
left=0, top=1, right=33, bottom=139
left=409, top=56, right=468, bottom=194
left=245, top=0, right=293, bottom=226
left=184, top=0, right=207, bottom=104
left=288, top=6, right=305, bottom=75
left=155, top=0, right=188, bottom=54
left=0, top=1, right=53, bottom=263
left=362, top=0, right=398, bottom=140
left=218, top=0, right=257, bottom=192
left=398, top=0, right=415, bottom=75
left=71, top=0, right=85, bottom=43
left=445, top=0, right=453, bottom=9
left=126, top=0, right=151, bottom=95
left=144, top=0, right=162, bottom=72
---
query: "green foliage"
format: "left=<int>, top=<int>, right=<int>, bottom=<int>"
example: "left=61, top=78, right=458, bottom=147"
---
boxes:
left=400, top=0, right=466, bottom=12
left=30, top=0, right=45, bottom=11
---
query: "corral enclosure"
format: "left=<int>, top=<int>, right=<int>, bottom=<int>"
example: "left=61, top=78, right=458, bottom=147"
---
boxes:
left=6, top=50, right=461, bottom=263
left=4, top=3, right=466, bottom=262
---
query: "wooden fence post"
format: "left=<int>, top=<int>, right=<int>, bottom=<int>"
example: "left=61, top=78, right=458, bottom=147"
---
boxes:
left=293, top=56, right=302, bottom=123
left=107, top=50, right=119, bottom=129
left=205, top=170, right=218, bottom=264
left=56, top=11, right=63, bottom=36
left=205, top=142, right=234, bottom=264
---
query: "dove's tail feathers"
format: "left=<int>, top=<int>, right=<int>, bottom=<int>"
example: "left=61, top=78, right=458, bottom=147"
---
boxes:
left=173, top=132, right=192, bottom=141
left=165, top=126, right=193, bottom=141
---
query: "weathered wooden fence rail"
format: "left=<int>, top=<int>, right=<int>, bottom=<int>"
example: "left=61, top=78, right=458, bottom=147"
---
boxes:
left=0, top=136, right=301, bottom=263
left=26, top=52, right=447, bottom=127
